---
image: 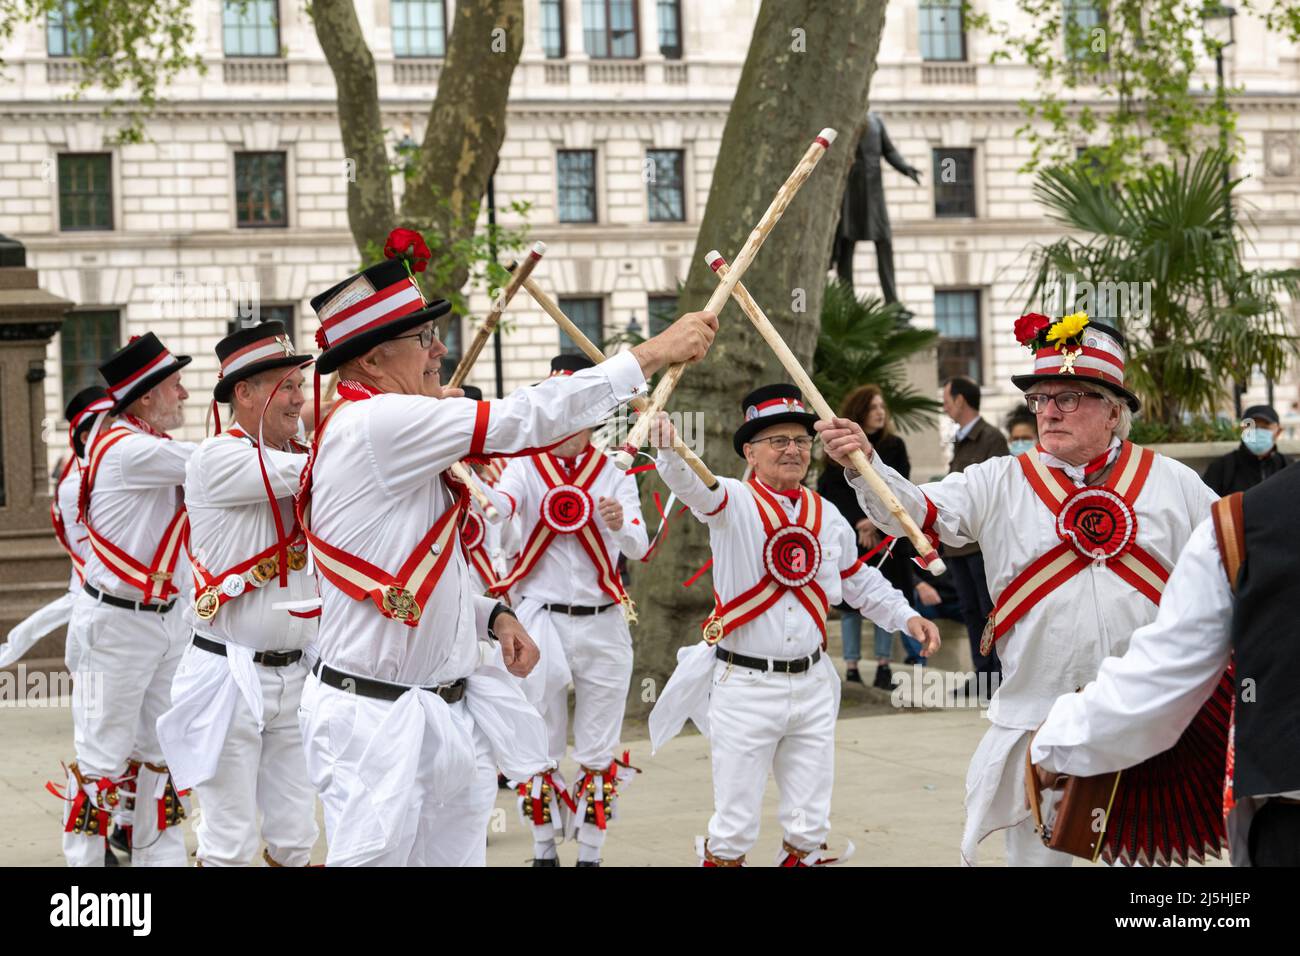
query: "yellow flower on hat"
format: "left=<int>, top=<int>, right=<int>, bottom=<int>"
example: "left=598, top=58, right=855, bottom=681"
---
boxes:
left=1046, top=311, right=1090, bottom=350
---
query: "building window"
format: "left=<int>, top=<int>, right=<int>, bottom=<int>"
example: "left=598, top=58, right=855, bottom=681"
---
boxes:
left=540, top=0, right=566, bottom=58
left=58, top=153, right=113, bottom=231
left=646, top=149, right=685, bottom=222
left=583, top=0, right=639, bottom=59
left=227, top=304, right=295, bottom=344
left=932, top=147, right=975, bottom=218
left=919, top=0, right=965, bottom=62
left=647, top=294, right=677, bottom=337
left=1064, top=0, right=1105, bottom=61
left=223, top=0, right=280, bottom=57
left=935, top=291, right=981, bottom=383
left=61, top=310, right=120, bottom=407
left=393, top=0, right=447, bottom=58
left=440, top=315, right=462, bottom=381
left=235, top=152, right=288, bottom=228
left=47, top=0, right=91, bottom=57
left=558, top=298, right=604, bottom=354
left=657, top=0, right=682, bottom=59
left=557, top=150, right=597, bottom=223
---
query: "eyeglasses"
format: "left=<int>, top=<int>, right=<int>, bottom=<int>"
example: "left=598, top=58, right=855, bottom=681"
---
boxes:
left=750, top=435, right=815, bottom=451
left=392, top=325, right=437, bottom=349
left=1024, top=390, right=1107, bottom=414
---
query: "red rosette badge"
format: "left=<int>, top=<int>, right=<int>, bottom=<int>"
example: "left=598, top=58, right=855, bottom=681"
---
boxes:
left=459, top=509, right=486, bottom=551
left=763, top=526, right=822, bottom=588
left=1056, top=487, right=1137, bottom=561
left=541, top=484, right=593, bottom=534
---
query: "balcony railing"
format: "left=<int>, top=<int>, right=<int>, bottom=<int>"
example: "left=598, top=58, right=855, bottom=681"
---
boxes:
left=223, top=59, right=289, bottom=84
left=921, top=63, right=976, bottom=85
left=394, top=59, right=443, bottom=85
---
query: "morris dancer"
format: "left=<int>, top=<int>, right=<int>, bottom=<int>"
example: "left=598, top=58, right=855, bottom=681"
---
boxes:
left=485, top=353, right=649, bottom=867
left=1030, top=464, right=1300, bottom=866
left=0, top=386, right=111, bottom=673
left=648, top=385, right=940, bottom=867
left=817, top=313, right=1217, bottom=865
left=156, top=321, right=319, bottom=866
left=296, top=249, right=717, bottom=865
left=58, top=334, right=196, bottom=867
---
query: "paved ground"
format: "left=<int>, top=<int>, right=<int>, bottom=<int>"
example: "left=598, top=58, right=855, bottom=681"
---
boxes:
left=0, top=664, right=1012, bottom=867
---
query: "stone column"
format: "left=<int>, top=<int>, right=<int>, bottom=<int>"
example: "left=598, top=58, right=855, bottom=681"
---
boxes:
left=0, top=235, right=74, bottom=665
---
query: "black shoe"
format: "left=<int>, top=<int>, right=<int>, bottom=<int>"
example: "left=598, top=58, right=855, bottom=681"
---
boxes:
left=575, top=860, right=601, bottom=867
left=531, top=857, right=559, bottom=867
left=104, top=845, right=120, bottom=867
left=872, top=664, right=893, bottom=689
left=952, top=677, right=975, bottom=701
left=844, top=667, right=863, bottom=684
left=108, top=825, right=131, bottom=858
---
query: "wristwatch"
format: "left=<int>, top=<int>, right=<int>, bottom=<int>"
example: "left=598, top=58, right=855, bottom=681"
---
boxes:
left=487, top=602, right=517, bottom=641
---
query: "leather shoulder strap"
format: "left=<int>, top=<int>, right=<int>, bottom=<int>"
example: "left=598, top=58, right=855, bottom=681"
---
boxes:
left=1210, top=493, right=1246, bottom=595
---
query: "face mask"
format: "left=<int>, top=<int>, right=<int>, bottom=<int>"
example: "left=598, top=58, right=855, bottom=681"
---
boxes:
left=1242, top=429, right=1276, bottom=456
left=1009, top=439, right=1036, bottom=456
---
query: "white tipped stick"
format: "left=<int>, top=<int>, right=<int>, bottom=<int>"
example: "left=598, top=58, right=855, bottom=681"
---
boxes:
left=817, top=128, right=837, bottom=147
left=529, top=240, right=547, bottom=259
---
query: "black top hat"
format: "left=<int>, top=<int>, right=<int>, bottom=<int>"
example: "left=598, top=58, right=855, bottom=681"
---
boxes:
left=732, top=384, right=819, bottom=457
left=550, top=353, right=595, bottom=376
left=460, top=384, right=484, bottom=402
left=310, top=259, right=450, bottom=375
left=1010, top=318, right=1141, bottom=412
left=213, top=320, right=313, bottom=403
left=99, top=332, right=192, bottom=415
left=64, top=385, right=111, bottom=457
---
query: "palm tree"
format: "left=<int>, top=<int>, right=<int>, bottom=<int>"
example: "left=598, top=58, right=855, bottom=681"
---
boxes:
left=813, top=279, right=941, bottom=433
left=1021, top=149, right=1300, bottom=427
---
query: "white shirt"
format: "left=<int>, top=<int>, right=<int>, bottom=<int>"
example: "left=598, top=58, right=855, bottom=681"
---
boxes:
left=848, top=447, right=1217, bottom=728
left=656, top=449, right=916, bottom=659
left=82, top=420, right=197, bottom=603
left=55, top=463, right=88, bottom=592
left=183, top=430, right=318, bottom=652
left=309, top=351, right=647, bottom=685
left=488, top=447, right=649, bottom=606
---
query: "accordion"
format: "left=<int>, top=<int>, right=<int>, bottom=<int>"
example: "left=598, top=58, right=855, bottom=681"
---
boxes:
left=1025, top=671, right=1233, bottom=866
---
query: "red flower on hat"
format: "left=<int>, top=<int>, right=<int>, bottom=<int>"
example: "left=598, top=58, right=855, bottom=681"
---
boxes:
left=315, top=326, right=329, bottom=349
left=1014, top=313, right=1051, bottom=347
left=384, top=228, right=431, bottom=273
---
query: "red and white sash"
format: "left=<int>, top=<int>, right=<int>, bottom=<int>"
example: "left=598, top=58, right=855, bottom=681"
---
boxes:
left=702, top=481, right=829, bottom=647
left=296, top=385, right=469, bottom=627
left=459, top=505, right=499, bottom=591
left=51, top=457, right=87, bottom=584
left=189, top=428, right=311, bottom=622
left=489, top=447, right=635, bottom=622
left=987, top=441, right=1169, bottom=650
left=80, top=426, right=188, bottom=604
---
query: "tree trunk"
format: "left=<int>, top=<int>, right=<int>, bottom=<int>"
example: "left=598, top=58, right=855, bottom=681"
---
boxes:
left=311, top=0, right=398, bottom=260
left=401, top=0, right=525, bottom=298
left=628, top=0, right=890, bottom=714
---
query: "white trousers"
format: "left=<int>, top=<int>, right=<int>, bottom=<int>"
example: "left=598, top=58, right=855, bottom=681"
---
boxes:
left=705, top=656, right=838, bottom=862
left=63, top=593, right=189, bottom=867
left=298, top=673, right=499, bottom=867
left=191, top=654, right=319, bottom=867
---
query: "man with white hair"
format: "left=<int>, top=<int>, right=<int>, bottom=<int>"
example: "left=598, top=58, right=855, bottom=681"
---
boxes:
left=297, top=243, right=717, bottom=865
left=817, top=313, right=1217, bottom=865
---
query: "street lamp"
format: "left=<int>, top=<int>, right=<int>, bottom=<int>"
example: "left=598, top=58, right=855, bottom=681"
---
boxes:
left=1203, top=5, right=1248, bottom=414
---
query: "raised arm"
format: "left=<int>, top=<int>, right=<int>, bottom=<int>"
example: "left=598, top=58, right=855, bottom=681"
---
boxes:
left=647, top=412, right=730, bottom=526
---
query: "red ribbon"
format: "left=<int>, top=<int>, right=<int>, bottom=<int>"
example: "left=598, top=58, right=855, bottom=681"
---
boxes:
left=682, top=558, right=713, bottom=588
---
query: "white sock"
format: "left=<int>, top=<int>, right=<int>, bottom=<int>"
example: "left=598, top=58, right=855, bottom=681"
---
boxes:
left=577, top=842, right=602, bottom=864
left=532, top=838, right=558, bottom=861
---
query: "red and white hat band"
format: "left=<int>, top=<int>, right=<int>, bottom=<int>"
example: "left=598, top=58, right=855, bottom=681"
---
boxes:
left=108, top=349, right=177, bottom=401
left=744, top=396, right=807, bottom=422
left=1032, top=344, right=1125, bottom=387
left=70, top=398, right=113, bottom=431
left=319, top=278, right=425, bottom=349
left=220, top=336, right=296, bottom=378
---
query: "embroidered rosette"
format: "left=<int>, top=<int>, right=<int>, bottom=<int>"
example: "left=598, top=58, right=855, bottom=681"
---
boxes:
left=1056, top=486, right=1137, bottom=561
left=540, top=484, right=593, bottom=535
left=763, top=525, right=822, bottom=588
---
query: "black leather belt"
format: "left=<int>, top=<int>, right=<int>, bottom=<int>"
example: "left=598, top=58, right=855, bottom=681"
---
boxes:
left=312, top=660, right=466, bottom=704
left=83, top=582, right=175, bottom=614
left=543, top=602, right=616, bottom=616
left=192, top=634, right=303, bottom=668
left=715, top=647, right=822, bottom=674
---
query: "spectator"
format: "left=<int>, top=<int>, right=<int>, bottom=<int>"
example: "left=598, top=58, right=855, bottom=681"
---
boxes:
left=817, top=384, right=913, bottom=689
left=1004, top=406, right=1038, bottom=457
left=942, top=376, right=1009, bottom=694
left=1202, top=404, right=1290, bottom=495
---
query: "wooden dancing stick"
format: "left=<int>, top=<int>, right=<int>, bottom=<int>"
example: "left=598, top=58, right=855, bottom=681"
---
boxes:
left=707, top=252, right=947, bottom=574
left=446, top=240, right=547, bottom=390
left=452, top=461, right=499, bottom=521
left=612, top=128, right=838, bottom=472
left=518, top=274, right=720, bottom=491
